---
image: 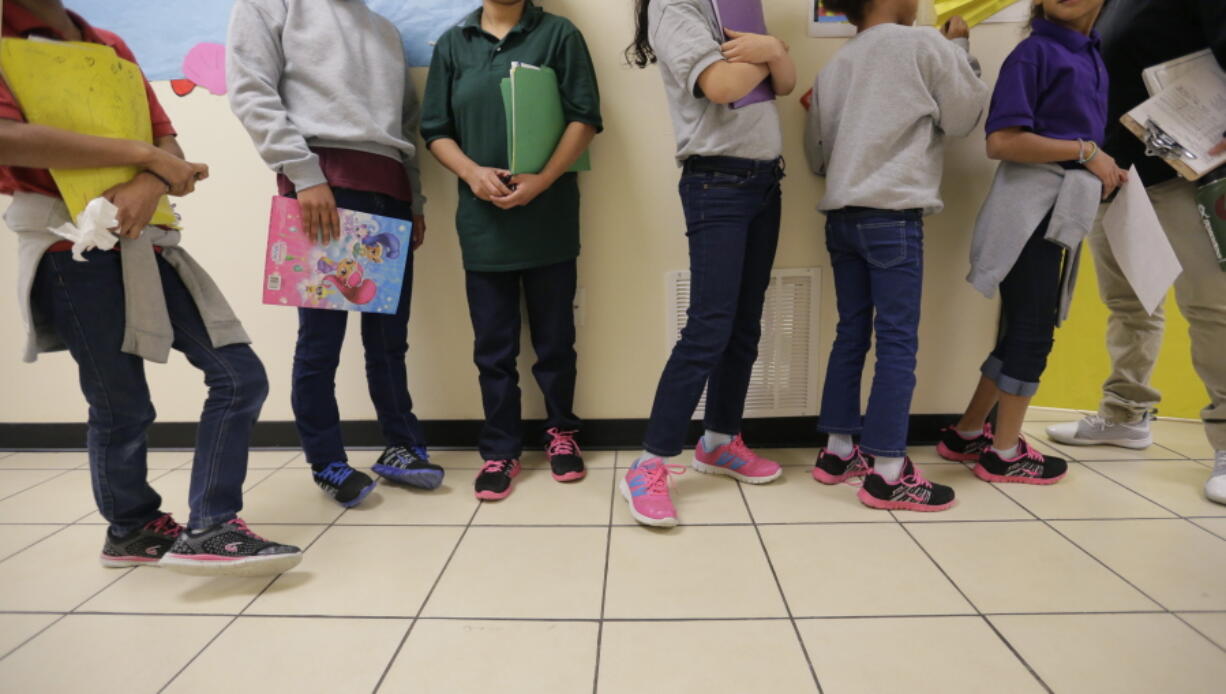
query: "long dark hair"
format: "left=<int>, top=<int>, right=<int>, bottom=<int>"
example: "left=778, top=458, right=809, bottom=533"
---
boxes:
left=625, top=0, right=655, bottom=68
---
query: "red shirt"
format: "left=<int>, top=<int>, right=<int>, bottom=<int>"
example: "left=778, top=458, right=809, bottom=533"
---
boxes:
left=276, top=147, right=414, bottom=205
left=0, top=5, right=177, bottom=198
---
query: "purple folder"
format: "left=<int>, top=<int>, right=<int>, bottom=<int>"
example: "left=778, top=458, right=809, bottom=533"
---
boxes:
left=709, top=0, right=775, bottom=109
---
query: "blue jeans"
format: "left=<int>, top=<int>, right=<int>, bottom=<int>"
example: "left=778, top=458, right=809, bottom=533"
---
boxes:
left=465, top=260, right=581, bottom=460
left=31, top=250, right=268, bottom=533
left=644, top=156, right=784, bottom=457
left=289, top=188, right=424, bottom=465
left=818, top=208, right=924, bottom=458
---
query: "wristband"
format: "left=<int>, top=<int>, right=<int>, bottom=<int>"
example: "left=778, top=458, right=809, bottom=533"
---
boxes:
left=141, top=170, right=173, bottom=192
left=1077, top=140, right=1099, bottom=165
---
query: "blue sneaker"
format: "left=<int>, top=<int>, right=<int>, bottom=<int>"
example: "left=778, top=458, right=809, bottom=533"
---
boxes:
left=372, top=445, right=445, bottom=490
left=312, top=461, right=376, bottom=508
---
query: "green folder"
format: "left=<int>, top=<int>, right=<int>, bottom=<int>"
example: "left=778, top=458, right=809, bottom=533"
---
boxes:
left=500, top=63, right=591, bottom=175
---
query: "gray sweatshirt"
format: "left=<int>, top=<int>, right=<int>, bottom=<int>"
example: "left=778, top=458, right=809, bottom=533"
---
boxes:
left=805, top=24, right=988, bottom=215
left=227, top=0, right=425, bottom=214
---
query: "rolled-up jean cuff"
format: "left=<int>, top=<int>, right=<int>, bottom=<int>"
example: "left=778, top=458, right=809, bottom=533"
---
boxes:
left=980, top=355, right=1040, bottom=396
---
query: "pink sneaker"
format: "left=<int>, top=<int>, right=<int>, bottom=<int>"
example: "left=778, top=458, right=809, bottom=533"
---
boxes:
left=620, top=458, right=686, bottom=527
left=692, top=435, right=782, bottom=484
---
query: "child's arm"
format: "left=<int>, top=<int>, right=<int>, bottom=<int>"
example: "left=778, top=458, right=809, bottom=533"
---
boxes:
left=924, top=22, right=988, bottom=138
left=0, top=121, right=207, bottom=194
left=226, top=0, right=338, bottom=243
left=719, top=29, right=795, bottom=97
left=803, top=80, right=825, bottom=177
left=652, top=3, right=777, bottom=105
left=987, top=127, right=1127, bottom=198
left=420, top=36, right=514, bottom=203
left=401, top=71, right=427, bottom=249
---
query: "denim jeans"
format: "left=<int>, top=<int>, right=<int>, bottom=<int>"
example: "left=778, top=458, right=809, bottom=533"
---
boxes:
left=289, top=188, right=424, bottom=465
left=818, top=208, right=924, bottom=458
left=643, top=156, right=784, bottom=457
left=982, top=211, right=1063, bottom=397
left=31, top=250, right=268, bottom=533
left=465, top=259, right=581, bottom=460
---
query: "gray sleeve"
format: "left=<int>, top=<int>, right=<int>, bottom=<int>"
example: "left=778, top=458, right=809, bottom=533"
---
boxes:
left=804, top=78, right=825, bottom=176
left=401, top=70, right=426, bottom=216
left=925, top=34, right=989, bottom=138
left=651, top=3, right=724, bottom=99
left=225, top=0, right=326, bottom=191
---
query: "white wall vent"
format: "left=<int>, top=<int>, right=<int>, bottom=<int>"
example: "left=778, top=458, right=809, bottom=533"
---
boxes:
left=666, top=268, right=821, bottom=418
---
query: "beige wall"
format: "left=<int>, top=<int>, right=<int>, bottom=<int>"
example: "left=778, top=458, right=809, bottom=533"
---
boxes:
left=0, top=3, right=1024, bottom=425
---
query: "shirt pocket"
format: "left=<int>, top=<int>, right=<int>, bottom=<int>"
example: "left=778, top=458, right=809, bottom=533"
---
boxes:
left=856, top=220, right=911, bottom=269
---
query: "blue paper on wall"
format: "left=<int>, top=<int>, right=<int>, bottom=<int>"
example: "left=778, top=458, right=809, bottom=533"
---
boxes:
left=66, top=0, right=477, bottom=89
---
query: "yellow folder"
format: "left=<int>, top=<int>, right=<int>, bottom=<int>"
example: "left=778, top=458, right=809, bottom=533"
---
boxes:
left=0, top=38, right=176, bottom=226
left=934, top=0, right=1022, bottom=28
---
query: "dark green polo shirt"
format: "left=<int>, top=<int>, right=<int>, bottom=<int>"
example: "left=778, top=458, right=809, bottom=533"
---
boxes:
left=421, top=2, right=602, bottom=272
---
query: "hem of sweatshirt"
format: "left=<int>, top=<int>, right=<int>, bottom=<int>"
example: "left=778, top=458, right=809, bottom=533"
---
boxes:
left=462, top=251, right=579, bottom=274
left=282, top=157, right=327, bottom=193
left=307, top=138, right=407, bottom=163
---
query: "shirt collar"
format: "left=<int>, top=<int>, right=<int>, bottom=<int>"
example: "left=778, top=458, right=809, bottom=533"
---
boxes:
left=1031, top=18, right=1100, bottom=52
left=460, top=1, right=543, bottom=40
left=2, top=4, right=111, bottom=46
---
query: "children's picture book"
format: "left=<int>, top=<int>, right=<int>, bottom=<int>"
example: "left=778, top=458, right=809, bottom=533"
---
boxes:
left=262, top=196, right=412, bottom=314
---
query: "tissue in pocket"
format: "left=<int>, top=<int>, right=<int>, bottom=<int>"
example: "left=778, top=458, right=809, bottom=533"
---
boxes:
left=49, top=197, right=120, bottom=262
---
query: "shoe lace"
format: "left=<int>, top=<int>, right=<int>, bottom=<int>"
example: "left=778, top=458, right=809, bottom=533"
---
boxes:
left=410, top=445, right=430, bottom=462
left=982, top=423, right=994, bottom=440
left=145, top=513, right=182, bottom=538
left=634, top=460, right=687, bottom=495
left=226, top=518, right=268, bottom=542
left=390, top=445, right=429, bottom=466
left=481, top=459, right=514, bottom=475
left=318, top=462, right=352, bottom=486
left=728, top=435, right=760, bottom=462
left=1017, top=437, right=1045, bottom=463
left=898, top=462, right=934, bottom=490
left=1082, top=414, right=1109, bottom=431
left=546, top=428, right=580, bottom=457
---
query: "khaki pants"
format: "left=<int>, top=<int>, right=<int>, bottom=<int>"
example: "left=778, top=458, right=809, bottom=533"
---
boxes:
left=1087, top=177, right=1226, bottom=450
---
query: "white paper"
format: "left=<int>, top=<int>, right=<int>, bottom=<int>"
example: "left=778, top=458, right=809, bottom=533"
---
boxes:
left=1130, top=65, right=1226, bottom=178
left=1101, top=167, right=1183, bottom=315
left=49, top=196, right=120, bottom=262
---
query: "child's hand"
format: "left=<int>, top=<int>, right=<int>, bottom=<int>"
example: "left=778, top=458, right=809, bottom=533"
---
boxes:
left=102, top=173, right=167, bottom=238
left=491, top=173, right=550, bottom=210
left=464, top=166, right=514, bottom=202
left=298, top=183, right=341, bottom=244
left=145, top=147, right=209, bottom=196
left=941, top=16, right=970, bottom=40
left=721, top=29, right=786, bottom=65
left=412, top=215, right=426, bottom=251
left=1086, top=151, right=1128, bottom=199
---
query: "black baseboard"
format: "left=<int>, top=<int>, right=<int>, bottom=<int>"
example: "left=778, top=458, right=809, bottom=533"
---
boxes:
left=0, top=415, right=956, bottom=451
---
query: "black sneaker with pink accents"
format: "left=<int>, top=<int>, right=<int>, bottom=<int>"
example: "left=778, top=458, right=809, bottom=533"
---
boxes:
left=858, top=459, right=956, bottom=512
left=975, top=437, right=1068, bottom=485
left=546, top=428, right=585, bottom=482
left=100, top=513, right=183, bottom=568
left=159, top=518, right=302, bottom=577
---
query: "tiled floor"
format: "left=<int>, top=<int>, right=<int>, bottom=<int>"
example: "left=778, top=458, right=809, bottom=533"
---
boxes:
left=0, top=411, right=1225, bottom=693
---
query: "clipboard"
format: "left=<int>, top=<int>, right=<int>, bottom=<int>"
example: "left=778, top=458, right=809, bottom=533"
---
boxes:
left=1122, top=53, right=1226, bottom=182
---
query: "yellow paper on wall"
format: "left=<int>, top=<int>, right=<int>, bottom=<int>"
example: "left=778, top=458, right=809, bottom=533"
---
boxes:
left=934, top=0, right=1023, bottom=28
left=0, top=38, right=176, bottom=226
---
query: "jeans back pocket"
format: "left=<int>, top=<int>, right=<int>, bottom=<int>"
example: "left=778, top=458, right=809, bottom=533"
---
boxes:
left=856, top=220, right=912, bottom=269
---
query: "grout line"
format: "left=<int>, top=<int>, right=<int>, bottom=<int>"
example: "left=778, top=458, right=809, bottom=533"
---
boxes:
left=592, top=450, right=619, bottom=694
left=0, top=524, right=74, bottom=566
left=157, top=485, right=349, bottom=694
left=7, top=609, right=1226, bottom=620
left=736, top=482, right=824, bottom=694
left=371, top=496, right=483, bottom=693
left=0, top=613, right=69, bottom=662
left=0, top=468, right=79, bottom=503
left=896, top=518, right=1054, bottom=694
left=973, top=472, right=1226, bottom=654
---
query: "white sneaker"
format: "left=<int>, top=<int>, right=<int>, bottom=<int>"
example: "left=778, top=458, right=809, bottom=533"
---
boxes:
left=1206, top=452, right=1226, bottom=506
left=1046, top=414, right=1152, bottom=449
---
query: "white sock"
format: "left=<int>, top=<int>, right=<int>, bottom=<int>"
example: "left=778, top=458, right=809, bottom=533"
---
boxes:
left=875, top=456, right=906, bottom=483
left=996, top=443, right=1020, bottom=460
left=956, top=426, right=984, bottom=439
left=702, top=430, right=733, bottom=450
left=826, top=433, right=855, bottom=458
left=634, top=452, right=664, bottom=467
